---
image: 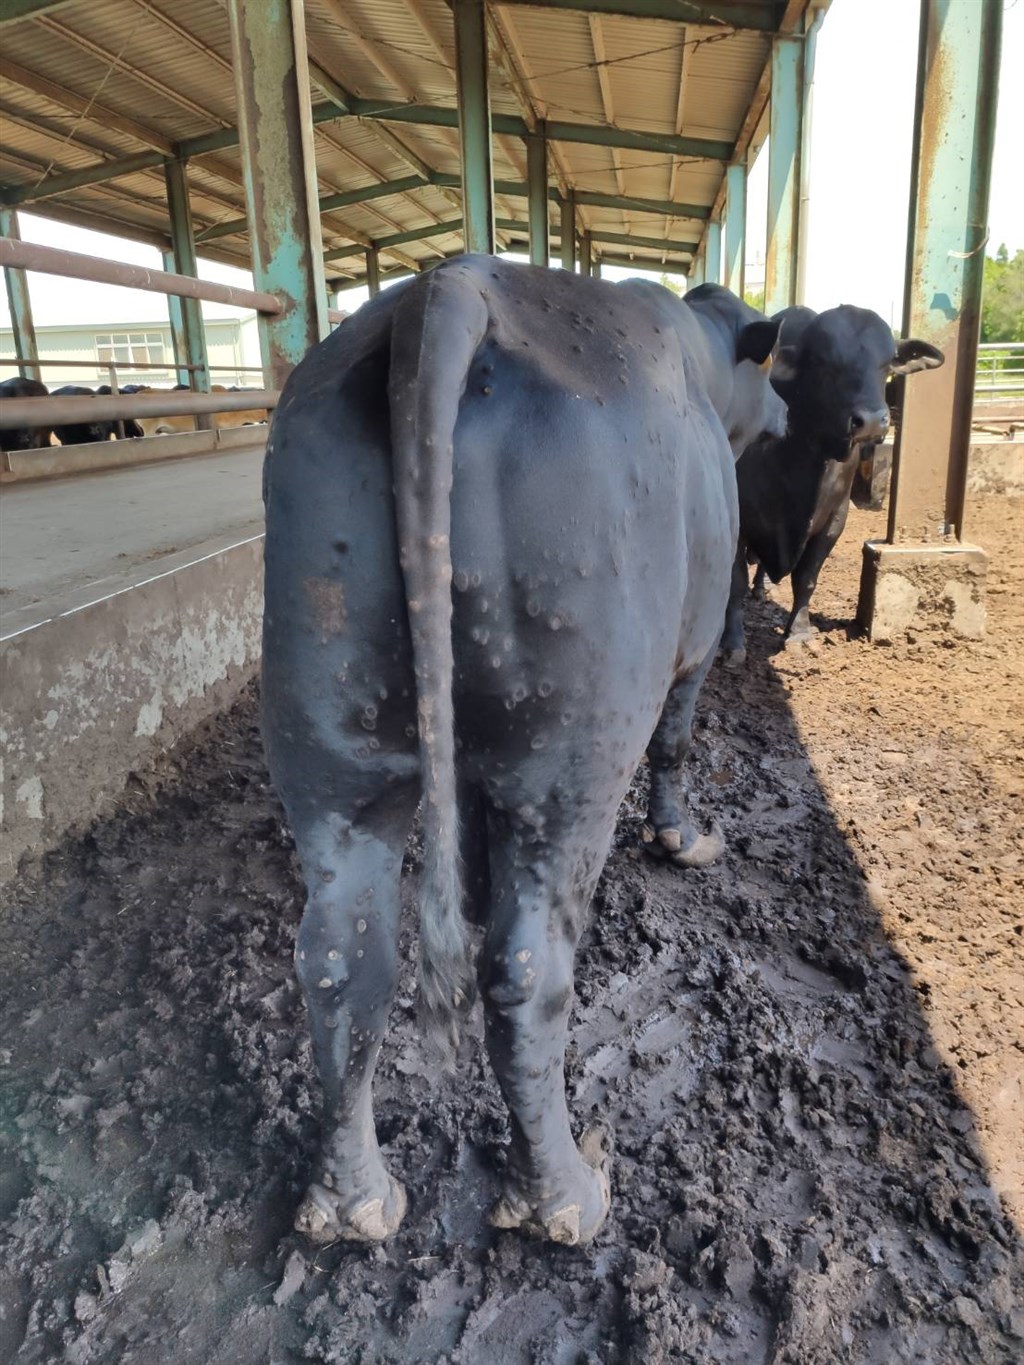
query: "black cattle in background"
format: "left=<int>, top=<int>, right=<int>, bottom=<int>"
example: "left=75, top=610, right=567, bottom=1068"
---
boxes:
left=721, top=306, right=943, bottom=665
left=0, top=375, right=51, bottom=451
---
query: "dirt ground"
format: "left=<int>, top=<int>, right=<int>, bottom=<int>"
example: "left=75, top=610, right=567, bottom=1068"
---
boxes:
left=1, top=494, right=1022, bottom=1364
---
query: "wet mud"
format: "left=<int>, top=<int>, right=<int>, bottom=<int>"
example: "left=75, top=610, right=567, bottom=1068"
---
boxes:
left=1, top=496, right=1022, bottom=1363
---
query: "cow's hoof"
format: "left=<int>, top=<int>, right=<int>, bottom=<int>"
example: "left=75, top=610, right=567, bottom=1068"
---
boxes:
left=294, top=1173, right=407, bottom=1245
left=642, top=822, right=725, bottom=868
left=489, top=1127, right=611, bottom=1247
left=784, top=628, right=819, bottom=651
left=722, top=646, right=747, bottom=670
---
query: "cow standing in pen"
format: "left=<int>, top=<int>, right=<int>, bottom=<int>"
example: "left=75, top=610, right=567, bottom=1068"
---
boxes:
left=719, top=304, right=943, bottom=666
left=262, top=259, right=784, bottom=1248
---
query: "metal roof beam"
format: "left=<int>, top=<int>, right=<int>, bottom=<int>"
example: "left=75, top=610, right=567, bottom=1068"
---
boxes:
left=433, top=173, right=710, bottom=220
left=0, top=56, right=176, bottom=155
left=196, top=175, right=432, bottom=243
left=493, top=1, right=782, bottom=30
left=589, top=229, right=698, bottom=253
left=596, top=253, right=690, bottom=276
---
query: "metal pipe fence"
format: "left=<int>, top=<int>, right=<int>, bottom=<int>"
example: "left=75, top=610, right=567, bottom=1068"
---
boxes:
left=0, top=389, right=277, bottom=429
left=975, top=343, right=1024, bottom=398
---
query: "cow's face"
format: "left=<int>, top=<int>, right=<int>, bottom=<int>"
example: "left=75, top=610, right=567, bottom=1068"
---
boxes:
left=770, top=306, right=943, bottom=457
left=728, top=318, right=787, bottom=454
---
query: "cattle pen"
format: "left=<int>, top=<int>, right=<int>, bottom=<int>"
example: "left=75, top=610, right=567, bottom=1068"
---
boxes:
left=1, top=2, right=1021, bottom=1362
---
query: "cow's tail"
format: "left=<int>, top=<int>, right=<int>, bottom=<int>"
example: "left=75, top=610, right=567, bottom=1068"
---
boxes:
left=388, top=265, right=488, bottom=1059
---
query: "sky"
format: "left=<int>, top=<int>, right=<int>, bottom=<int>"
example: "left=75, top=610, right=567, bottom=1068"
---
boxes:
left=2, top=0, right=1022, bottom=335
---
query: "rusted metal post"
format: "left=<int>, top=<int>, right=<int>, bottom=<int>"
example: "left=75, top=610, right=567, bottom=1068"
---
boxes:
left=764, top=34, right=802, bottom=314
left=227, top=0, right=327, bottom=387
left=163, top=159, right=210, bottom=393
left=560, top=190, right=576, bottom=271
left=161, top=249, right=191, bottom=388
left=0, top=207, right=39, bottom=380
left=690, top=252, right=705, bottom=287
left=856, top=0, right=1002, bottom=644
left=724, top=163, right=745, bottom=297
left=579, top=229, right=592, bottom=276
left=453, top=0, right=495, bottom=255
left=526, top=129, right=548, bottom=267
left=704, top=220, right=722, bottom=285
left=366, top=246, right=381, bottom=297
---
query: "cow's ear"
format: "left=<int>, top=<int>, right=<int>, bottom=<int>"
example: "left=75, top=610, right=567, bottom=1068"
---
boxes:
left=736, top=319, right=781, bottom=367
left=769, top=344, right=800, bottom=388
left=891, top=338, right=944, bottom=374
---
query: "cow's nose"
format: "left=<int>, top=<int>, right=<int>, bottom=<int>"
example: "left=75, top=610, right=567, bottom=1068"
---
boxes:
left=849, top=407, right=889, bottom=443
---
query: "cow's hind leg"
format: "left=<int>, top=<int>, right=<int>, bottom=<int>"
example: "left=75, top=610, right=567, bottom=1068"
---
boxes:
left=481, top=811, right=613, bottom=1246
left=287, top=782, right=418, bottom=1244
left=719, top=540, right=750, bottom=670
left=643, top=647, right=724, bottom=867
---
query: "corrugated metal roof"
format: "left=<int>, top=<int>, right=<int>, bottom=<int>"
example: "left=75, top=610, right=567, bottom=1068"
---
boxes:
left=0, top=0, right=819, bottom=280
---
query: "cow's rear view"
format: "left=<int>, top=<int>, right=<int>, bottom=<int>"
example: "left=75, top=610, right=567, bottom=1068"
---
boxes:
left=262, top=256, right=779, bottom=1246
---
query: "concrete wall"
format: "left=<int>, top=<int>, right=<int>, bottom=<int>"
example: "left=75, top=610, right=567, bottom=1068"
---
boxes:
left=1, top=535, right=264, bottom=885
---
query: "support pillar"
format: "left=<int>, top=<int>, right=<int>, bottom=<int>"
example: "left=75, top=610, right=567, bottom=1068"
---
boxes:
left=690, top=252, right=705, bottom=287
left=0, top=207, right=38, bottom=381
left=724, top=163, right=745, bottom=297
left=579, top=230, right=592, bottom=277
left=704, top=221, right=722, bottom=285
left=164, top=160, right=210, bottom=392
left=560, top=191, right=576, bottom=271
left=526, top=130, right=548, bottom=267
left=592, top=257, right=601, bottom=280
left=366, top=246, right=381, bottom=297
left=453, top=0, right=494, bottom=255
left=227, top=0, right=326, bottom=388
left=764, top=34, right=803, bottom=315
left=857, top=0, right=1002, bottom=644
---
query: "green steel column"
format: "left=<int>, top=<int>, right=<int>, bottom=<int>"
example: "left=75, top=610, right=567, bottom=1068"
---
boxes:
left=227, top=0, right=327, bottom=387
left=884, top=0, right=1002, bottom=546
left=164, top=159, right=210, bottom=392
left=452, top=0, right=495, bottom=255
left=161, top=249, right=192, bottom=387
left=704, top=221, right=722, bottom=285
left=764, top=34, right=803, bottom=315
left=579, top=230, right=592, bottom=276
left=724, top=163, right=746, bottom=297
left=526, top=130, right=548, bottom=267
left=0, top=207, right=39, bottom=380
left=365, top=247, right=381, bottom=297
left=560, top=191, right=576, bottom=271
left=592, top=257, right=602, bottom=279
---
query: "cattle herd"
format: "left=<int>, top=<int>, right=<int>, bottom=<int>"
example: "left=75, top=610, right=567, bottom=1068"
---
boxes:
left=256, top=256, right=944, bottom=1249
left=0, top=376, right=268, bottom=450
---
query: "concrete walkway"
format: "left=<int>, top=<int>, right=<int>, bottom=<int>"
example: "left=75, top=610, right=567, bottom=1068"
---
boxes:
left=0, top=446, right=265, bottom=633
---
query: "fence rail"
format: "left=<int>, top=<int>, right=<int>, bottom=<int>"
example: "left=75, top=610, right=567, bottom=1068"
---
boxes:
left=975, top=342, right=1024, bottom=397
left=0, top=389, right=278, bottom=429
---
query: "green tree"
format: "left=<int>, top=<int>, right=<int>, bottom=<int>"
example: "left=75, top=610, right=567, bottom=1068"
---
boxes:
left=981, top=246, right=1024, bottom=343
left=744, top=288, right=766, bottom=315
left=658, top=272, right=683, bottom=297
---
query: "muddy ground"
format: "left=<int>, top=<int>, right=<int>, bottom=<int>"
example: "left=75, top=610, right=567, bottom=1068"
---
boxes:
left=1, top=494, right=1022, bottom=1364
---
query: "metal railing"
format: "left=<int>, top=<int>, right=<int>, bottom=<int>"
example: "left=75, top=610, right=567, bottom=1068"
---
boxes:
left=975, top=342, right=1024, bottom=398
left=0, top=389, right=277, bottom=430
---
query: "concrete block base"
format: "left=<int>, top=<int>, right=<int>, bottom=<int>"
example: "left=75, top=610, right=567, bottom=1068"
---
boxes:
left=856, top=540, right=988, bottom=643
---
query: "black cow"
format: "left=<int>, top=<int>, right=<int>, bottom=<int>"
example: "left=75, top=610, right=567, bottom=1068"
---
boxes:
left=95, top=383, right=145, bottom=439
left=262, top=257, right=782, bottom=1248
left=0, top=376, right=51, bottom=451
left=51, top=384, right=121, bottom=445
left=720, top=305, right=943, bottom=665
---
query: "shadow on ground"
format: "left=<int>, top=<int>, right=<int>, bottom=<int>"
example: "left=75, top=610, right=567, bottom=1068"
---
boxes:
left=1, top=595, right=1022, bottom=1363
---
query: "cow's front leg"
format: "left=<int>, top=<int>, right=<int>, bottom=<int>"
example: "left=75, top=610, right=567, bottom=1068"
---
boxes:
left=720, top=540, right=751, bottom=669
left=482, top=829, right=611, bottom=1246
left=643, top=647, right=724, bottom=867
left=290, top=803, right=414, bottom=1244
left=783, top=514, right=847, bottom=647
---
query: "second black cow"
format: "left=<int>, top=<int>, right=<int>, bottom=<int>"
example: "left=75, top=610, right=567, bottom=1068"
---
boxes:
left=720, top=304, right=943, bottom=665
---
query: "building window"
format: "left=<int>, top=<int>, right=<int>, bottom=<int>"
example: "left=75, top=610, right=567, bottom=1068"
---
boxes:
left=95, top=332, right=167, bottom=373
